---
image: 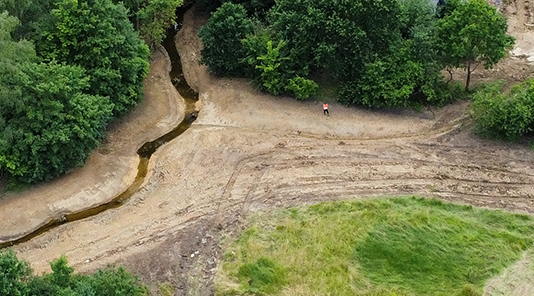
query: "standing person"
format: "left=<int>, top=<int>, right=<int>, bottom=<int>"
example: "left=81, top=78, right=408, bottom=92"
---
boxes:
left=323, top=103, right=329, bottom=116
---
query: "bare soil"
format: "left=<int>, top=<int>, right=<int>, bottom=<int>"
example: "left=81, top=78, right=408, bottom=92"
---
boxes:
left=1, top=1, right=534, bottom=295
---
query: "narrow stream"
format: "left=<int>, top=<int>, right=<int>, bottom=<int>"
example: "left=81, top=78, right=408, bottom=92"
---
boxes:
left=0, top=17, right=199, bottom=248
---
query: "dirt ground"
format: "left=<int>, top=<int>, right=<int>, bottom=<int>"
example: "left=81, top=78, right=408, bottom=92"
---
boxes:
left=1, top=1, right=534, bottom=295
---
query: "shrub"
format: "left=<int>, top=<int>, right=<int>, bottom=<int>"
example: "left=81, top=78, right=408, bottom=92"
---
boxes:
left=241, top=30, right=272, bottom=77
left=0, top=249, right=31, bottom=296
left=137, top=0, right=184, bottom=47
left=254, top=40, right=288, bottom=95
left=285, top=76, right=318, bottom=100
left=471, top=80, right=534, bottom=141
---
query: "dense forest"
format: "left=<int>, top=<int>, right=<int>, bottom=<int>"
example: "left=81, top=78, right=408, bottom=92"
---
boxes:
left=0, top=0, right=183, bottom=184
left=198, top=0, right=534, bottom=141
left=198, top=0, right=513, bottom=104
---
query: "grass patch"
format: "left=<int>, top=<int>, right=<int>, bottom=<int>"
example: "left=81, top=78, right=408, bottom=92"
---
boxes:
left=237, top=257, right=287, bottom=294
left=158, top=282, right=174, bottom=296
left=215, top=196, right=534, bottom=296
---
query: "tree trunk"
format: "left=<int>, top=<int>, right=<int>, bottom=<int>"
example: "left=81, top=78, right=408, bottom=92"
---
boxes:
left=446, top=68, right=453, bottom=85
left=465, top=60, right=471, bottom=92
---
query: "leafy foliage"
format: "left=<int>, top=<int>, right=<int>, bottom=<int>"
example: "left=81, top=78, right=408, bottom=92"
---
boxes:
left=0, top=0, right=55, bottom=40
left=472, top=80, right=534, bottom=141
left=0, top=13, right=112, bottom=183
left=0, top=7, right=149, bottom=183
left=241, top=30, right=272, bottom=77
left=198, top=2, right=254, bottom=76
left=200, top=0, right=468, bottom=105
left=1, top=0, right=153, bottom=183
left=436, top=0, right=514, bottom=91
left=112, top=0, right=185, bottom=46
left=285, top=76, right=318, bottom=100
left=225, top=0, right=275, bottom=19
left=0, top=252, right=148, bottom=296
left=254, top=40, right=287, bottom=95
left=199, top=0, right=516, bottom=109
left=195, top=0, right=275, bottom=17
left=38, top=0, right=149, bottom=116
left=137, top=0, right=184, bottom=47
left=0, top=250, right=31, bottom=296
left=0, top=61, right=113, bottom=183
left=339, top=41, right=423, bottom=108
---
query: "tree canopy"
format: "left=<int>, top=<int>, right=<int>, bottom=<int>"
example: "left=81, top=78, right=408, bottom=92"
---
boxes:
left=38, top=0, right=150, bottom=116
left=0, top=0, right=156, bottom=183
left=112, top=0, right=184, bottom=47
left=437, top=0, right=514, bottom=91
left=198, top=2, right=254, bottom=76
left=198, top=0, right=514, bottom=107
left=0, top=12, right=115, bottom=182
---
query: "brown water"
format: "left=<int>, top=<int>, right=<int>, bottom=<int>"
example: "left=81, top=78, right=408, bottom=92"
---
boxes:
left=0, top=21, right=199, bottom=248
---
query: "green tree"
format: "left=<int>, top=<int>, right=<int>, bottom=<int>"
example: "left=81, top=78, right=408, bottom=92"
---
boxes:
left=0, top=61, right=113, bottom=183
left=1, top=13, right=114, bottom=183
left=340, top=41, right=424, bottom=108
left=196, top=0, right=275, bottom=18
left=0, top=0, right=55, bottom=40
left=50, top=256, right=74, bottom=289
left=27, top=257, right=148, bottom=296
left=226, top=0, right=275, bottom=19
left=436, top=0, right=514, bottom=91
left=255, top=40, right=287, bottom=95
left=38, top=0, right=149, bottom=116
left=241, top=30, right=273, bottom=77
left=0, top=250, right=31, bottom=296
left=137, top=0, right=184, bottom=47
left=198, top=2, right=254, bottom=76
left=269, top=0, right=404, bottom=81
left=199, top=0, right=458, bottom=107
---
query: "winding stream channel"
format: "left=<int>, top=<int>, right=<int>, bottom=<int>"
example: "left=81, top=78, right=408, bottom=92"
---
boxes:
left=0, top=21, right=199, bottom=249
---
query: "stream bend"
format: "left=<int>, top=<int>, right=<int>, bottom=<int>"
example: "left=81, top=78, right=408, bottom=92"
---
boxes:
left=0, top=25, right=199, bottom=249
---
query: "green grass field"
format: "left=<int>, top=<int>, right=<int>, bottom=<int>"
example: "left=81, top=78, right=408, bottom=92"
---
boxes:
left=215, top=197, right=534, bottom=296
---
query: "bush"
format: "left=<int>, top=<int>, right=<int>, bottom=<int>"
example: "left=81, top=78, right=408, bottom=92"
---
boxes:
left=471, top=80, right=534, bottom=141
left=254, top=40, right=288, bottom=95
left=1, top=251, right=148, bottom=296
left=0, top=249, right=31, bottom=296
left=285, top=76, right=318, bottom=100
left=225, top=0, right=275, bottom=19
left=198, top=2, right=254, bottom=76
